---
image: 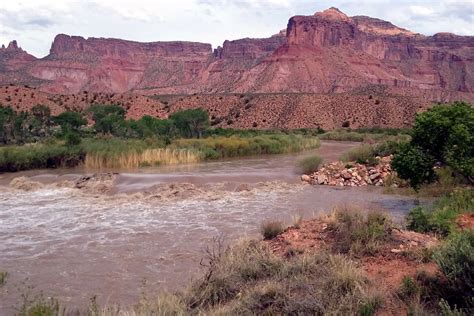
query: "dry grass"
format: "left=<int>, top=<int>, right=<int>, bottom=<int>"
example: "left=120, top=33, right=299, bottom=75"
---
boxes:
left=85, top=148, right=200, bottom=169
left=328, top=208, right=393, bottom=256
left=260, top=221, right=286, bottom=240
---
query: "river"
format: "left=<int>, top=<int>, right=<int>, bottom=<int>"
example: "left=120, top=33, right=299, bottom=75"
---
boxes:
left=0, top=141, right=420, bottom=313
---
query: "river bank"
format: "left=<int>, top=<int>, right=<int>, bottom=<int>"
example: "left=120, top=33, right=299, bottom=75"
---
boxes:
left=0, top=141, right=425, bottom=314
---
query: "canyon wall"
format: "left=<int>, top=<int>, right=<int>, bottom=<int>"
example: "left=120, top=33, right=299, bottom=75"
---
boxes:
left=0, top=7, right=473, bottom=118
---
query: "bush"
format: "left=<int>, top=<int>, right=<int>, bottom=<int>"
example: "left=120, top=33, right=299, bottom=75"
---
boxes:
left=392, top=143, right=436, bottom=191
left=330, top=209, right=393, bottom=256
left=406, top=189, right=474, bottom=236
left=297, top=155, right=322, bottom=174
left=393, top=102, right=474, bottom=189
left=260, top=221, right=285, bottom=240
left=65, top=131, right=81, bottom=146
left=433, top=230, right=474, bottom=310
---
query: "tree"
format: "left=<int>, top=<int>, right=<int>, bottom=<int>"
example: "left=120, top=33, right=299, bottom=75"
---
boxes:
left=0, top=106, right=15, bottom=144
left=169, top=108, right=209, bottom=138
left=29, top=104, right=53, bottom=139
left=391, top=143, right=436, bottom=191
left=53, top=111, right=87, bottom=133
left=88, top=104, right=126, bottom=136
left=392, top=102, right=474, bottom=189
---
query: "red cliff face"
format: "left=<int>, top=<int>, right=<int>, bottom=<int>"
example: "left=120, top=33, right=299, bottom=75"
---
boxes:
left=0, top=7, right=473, bottom=102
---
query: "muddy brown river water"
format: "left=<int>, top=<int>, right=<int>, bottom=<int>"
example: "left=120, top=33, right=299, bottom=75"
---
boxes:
left=0, top=141, right=422, bottom=313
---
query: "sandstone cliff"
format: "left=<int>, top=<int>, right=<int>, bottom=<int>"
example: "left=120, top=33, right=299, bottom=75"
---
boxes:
left=0, top=7, right=473, bottom=103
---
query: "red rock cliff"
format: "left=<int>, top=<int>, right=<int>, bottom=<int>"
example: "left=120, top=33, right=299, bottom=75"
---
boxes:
left=0, top=7, right=472, bottom=102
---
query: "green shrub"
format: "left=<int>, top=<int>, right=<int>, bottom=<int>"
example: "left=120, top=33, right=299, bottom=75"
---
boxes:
left=64, top=131, right=81, bottom=146
left=297, top=155, right=322, bottom=174
left=406, top=189, right=474, bottom=236
left=407, top=207, right=432, bottom=233
left=392, top=143, right=436, bottom=191
left=433, top=230, right=474, bottom=310
left=260, top=221, right=285, bottom=240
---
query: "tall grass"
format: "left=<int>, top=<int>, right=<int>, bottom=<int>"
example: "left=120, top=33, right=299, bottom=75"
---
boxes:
left=173, top=135, right=320, bottom=160
left=85, top=148, right=200, bottom=169
left=0, top=134, right=320, bottom=171
left=340, top=144, right=374, bottom=163
left=297, top=155, right=323, bottom=174
left=0, top=143, right=84, bottom=172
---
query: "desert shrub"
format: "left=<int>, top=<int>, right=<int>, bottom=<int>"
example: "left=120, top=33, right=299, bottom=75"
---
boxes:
left=297, top=155, right=322, bottom=174
left=330, top=209, right=393, bottom=256
left=341, top=144, right=374, bottom=164
left=260, top=221, right=285, bottom=240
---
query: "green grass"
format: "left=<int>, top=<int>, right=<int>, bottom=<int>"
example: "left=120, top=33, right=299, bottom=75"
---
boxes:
left=0, top=143, right=85, bottom=172
left=172, top=134, right=320, bottom=160
left=297, top=155, right=323, bottom=174
left=406, top=188, right=474, bottom=236
left=0, top=134, right=320, bottom=172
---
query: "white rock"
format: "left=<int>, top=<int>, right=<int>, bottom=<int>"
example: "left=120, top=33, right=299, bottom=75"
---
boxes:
left=301, top=175, right=311, bottom=182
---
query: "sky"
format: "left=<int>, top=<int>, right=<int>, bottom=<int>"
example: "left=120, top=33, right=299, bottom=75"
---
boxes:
left=1, top=0, right=473, bottom=57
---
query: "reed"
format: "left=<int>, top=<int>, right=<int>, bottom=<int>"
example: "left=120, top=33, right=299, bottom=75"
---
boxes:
left=85, top=148, right=200, bottom=169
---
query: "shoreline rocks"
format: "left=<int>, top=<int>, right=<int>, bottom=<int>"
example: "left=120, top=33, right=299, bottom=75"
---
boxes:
left=301, top=156, right=397, bottom=187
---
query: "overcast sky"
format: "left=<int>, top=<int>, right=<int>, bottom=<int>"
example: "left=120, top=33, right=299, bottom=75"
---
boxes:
left=1, top=0, right=473, bottom=57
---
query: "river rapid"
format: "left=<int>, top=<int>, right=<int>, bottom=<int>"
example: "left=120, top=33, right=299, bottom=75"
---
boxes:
left=0, top=141, right=420, bottom=313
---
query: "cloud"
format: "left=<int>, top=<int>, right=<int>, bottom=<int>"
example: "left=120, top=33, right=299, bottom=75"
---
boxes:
left=0, top=0, right=472, bottom=58
left=409, top=5, right=435, bottom=16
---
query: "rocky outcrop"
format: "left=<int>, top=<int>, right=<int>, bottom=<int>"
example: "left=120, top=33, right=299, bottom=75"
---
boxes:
left=0, top=7, right=472, bottom=102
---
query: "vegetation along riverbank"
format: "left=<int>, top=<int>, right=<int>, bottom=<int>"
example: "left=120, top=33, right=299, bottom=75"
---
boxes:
left=0, top=104, right=320, bottom=171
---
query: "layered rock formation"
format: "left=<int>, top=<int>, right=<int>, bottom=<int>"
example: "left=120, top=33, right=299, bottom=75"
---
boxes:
left=0, top=7, right=473, bottom=102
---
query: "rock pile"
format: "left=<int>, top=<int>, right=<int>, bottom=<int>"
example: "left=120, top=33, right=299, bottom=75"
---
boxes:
left=301, top=156, right=395, bottom=187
